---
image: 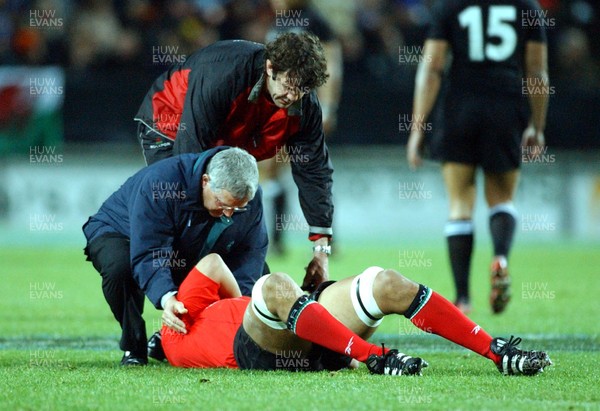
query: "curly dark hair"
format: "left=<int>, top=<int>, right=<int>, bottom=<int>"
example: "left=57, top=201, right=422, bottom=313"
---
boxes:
left=265, top=32, right=329, bottom=90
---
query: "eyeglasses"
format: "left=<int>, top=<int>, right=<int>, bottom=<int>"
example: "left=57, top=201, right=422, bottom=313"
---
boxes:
left=215, top=195, right=248, bottom=213
left=274, top=76, right=308, bottom=98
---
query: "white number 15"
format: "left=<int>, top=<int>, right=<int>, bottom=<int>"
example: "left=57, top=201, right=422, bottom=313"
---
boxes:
left=459, top=5, right=517, bottom=62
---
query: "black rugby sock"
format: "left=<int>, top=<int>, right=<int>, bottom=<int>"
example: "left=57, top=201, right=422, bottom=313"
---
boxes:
left=445, top=220, right=474, bottom=301
left=489, top=206, right=517, bottom=258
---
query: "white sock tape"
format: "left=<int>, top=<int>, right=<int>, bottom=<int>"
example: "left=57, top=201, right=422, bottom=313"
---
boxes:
left=251, top=275, right=287, bottom=330
left=350, top=266, right=385, bottom=327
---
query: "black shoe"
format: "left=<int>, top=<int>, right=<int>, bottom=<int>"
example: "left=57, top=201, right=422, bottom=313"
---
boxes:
left=120, top=351, right=148, bottom=366
left=367, top=347, right=428, bottom=376
left=147, top=331, right=166, bottom=362
left=491, top=336, right=552, bottom=376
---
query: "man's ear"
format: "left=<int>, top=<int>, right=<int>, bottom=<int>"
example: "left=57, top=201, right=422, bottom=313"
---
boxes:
left=266, top=59, right=274, bottom=78
left=201, top=174, right=209, bottom=188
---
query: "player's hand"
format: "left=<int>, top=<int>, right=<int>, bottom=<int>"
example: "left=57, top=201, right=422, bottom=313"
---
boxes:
left=407, top=130, right=425, bottom=170
left=162, top=295, right=188, bottom=334
left=302, top=253, right=329, bottom=292
left=521, top=125, right=545, bottom=158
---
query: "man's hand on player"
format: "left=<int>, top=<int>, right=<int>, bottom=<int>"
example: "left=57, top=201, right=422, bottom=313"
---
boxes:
left=407, top=130, right=425, bottom=170
left=162, top=295, right=188, bottom=334
left=302, top=252, right=329, bottom=292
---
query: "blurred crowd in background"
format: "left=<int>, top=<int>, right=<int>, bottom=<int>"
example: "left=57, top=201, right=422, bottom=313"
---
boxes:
left=3, top=0, right=598, bottom=82
left=1, top=0, right=599, bottom=146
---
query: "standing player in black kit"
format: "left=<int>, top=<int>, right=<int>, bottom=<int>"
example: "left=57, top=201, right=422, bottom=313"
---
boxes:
left=406, top=0, right=549, bottom=314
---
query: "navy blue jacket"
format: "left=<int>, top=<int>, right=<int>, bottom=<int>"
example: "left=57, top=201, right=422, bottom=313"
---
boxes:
left=83, top=147, right=267, bottom=307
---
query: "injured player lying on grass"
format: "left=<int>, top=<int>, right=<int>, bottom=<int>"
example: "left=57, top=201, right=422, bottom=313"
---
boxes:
left=147, top=253, right=552, bottom=376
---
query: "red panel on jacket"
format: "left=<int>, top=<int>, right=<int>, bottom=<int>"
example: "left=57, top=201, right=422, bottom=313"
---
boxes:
left=151, top=69, right=191, bottom=139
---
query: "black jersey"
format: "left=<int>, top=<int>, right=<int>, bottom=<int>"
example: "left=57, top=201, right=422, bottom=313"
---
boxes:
left=428, top=0, right=547, bottom=96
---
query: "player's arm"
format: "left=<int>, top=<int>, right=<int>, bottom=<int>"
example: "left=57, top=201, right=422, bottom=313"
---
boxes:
left=288, top=94, right=333, bottom=291
left=522, top=40, right=549, bottom=151
left=406, top=39, right=448, bottom=170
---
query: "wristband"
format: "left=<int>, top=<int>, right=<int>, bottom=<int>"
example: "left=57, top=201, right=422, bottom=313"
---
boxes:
left=312, top=244, right=332, bottom=255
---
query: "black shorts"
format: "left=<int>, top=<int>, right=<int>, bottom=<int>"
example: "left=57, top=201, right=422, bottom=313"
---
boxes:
left=430, top=92, right=528, bottom=173
left=233, top=281, right=352, bottom=372
left=233, top=325, right=352, bottom=372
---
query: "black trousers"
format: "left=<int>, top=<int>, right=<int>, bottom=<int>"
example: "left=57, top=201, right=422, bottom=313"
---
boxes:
left=85, top=233, right=147, bottom=356
left=136, top=122, right=174, bottom=166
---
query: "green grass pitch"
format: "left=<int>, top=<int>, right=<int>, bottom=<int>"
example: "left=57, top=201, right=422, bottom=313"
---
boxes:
left=1, top=242, right=599, bottom=410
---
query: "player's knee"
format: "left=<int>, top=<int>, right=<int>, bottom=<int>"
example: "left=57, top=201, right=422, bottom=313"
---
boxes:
left=250, top=274, right=289, bottom=330
left=262, top=272, right=301, bottom=306
left=195, top=253, right=225, bottom=274
left=374, top=269, right=420, bottom=312
left=376, top=269, right=417, bottom=294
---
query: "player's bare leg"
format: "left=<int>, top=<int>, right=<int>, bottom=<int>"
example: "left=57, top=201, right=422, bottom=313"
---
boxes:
left=241, top=272, right=425, bottom=375
left=484, top=170, right=520, bottom=314
left=194, top=253, right=243, bottom=299
left=442, top=162, right=477, bottom=313
left=319, top=267, right=551, bottom=375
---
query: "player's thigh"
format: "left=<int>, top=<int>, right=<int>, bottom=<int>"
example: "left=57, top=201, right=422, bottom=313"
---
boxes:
left=484, top=169, right=520, bottom=206
left=242, top=299, right=311, bottom=355
left=317, top=276, right=374, bottom=339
